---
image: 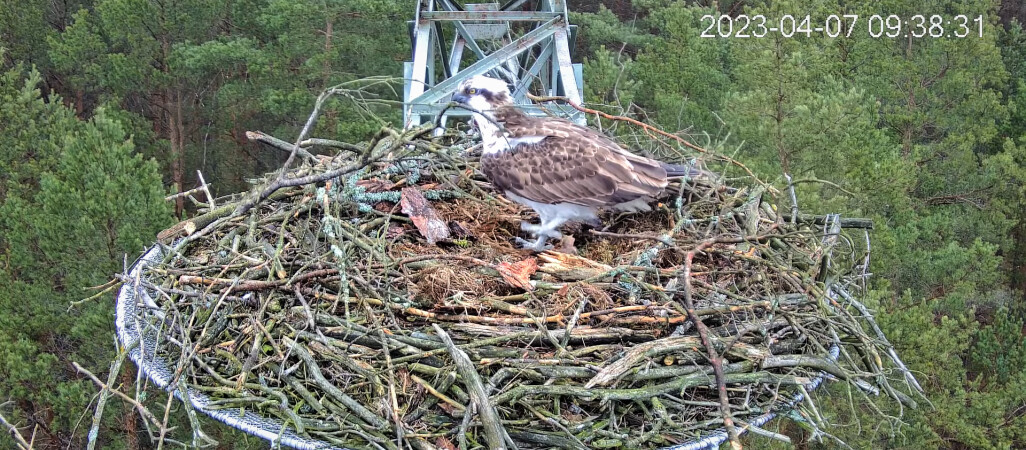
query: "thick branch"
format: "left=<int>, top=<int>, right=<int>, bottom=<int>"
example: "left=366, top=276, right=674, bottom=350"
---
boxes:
left=0, top=402, right=31, bottom=450
left=245, top=130, right=317, bottom=162
left=434, top=324, right=509, bottom=450
left=681, top=238, right=743, bottom=450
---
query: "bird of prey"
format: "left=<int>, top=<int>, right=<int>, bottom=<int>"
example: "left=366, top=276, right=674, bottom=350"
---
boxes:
left=451, top=75, right=701, bottom=251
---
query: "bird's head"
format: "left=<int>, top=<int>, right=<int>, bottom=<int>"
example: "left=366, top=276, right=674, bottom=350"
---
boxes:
left=451, top=76, right=513, bottom=114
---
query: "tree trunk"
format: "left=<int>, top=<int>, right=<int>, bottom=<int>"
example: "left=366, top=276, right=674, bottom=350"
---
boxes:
left=322, top=15, right=337, bottom=131
left=121, top=366, right=138, bottom=449
left=773, top=38, right=790, bottom=174
left=1010, top=210, right=1026, bottom=308
left=169, top=86, right=185, bottom=217
left=161, top=28, right=185, bottom=217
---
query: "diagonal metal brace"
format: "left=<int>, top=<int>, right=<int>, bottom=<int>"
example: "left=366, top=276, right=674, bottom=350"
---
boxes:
left=408, top=16, right=562, bottom=106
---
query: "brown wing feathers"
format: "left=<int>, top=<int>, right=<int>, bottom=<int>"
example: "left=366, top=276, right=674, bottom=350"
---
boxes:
left=483, top=107, right=669, bottom=207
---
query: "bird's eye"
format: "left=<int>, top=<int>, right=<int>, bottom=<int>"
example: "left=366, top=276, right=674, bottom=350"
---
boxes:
left=467, top=88, right=478, bottom=95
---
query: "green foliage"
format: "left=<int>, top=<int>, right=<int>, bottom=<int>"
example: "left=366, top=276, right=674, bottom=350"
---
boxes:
left=971, top=308, right=1026, bottom=384
left=633, top=4, right=730, bottom=132
left=46, top=9, right=108, bottom=96
left=0, top=1, right=54, bottom=70
left=576, top=3, right=732, bottom=132
left=0, top=66, right=171, bottom=447
left=0, top=68, right=78, bottom=201
left=570, top=5, right=653, bottom=56
left=582, top=45, right=640, bottom=111
left=42, top=0, right=412, bottom=201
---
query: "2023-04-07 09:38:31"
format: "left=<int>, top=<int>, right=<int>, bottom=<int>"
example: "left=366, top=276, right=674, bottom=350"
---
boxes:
left=699, top=13, right=986, bottom=39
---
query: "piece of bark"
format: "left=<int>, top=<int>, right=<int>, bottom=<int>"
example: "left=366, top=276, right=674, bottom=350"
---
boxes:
left=496, top=257, right=538, bottom=291
left=537, top=251, right=613, bottom=280
left=435, top=437, right=457, bottom=450
left=447, top=221, right=475, bottom=240
left=400, top=187, right=450, bottom=245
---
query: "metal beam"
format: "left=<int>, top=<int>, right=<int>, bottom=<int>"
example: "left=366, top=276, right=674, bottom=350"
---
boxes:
left=426, top=22, right=437, bottom=87
left=435, top=0, right=512, bottom=79
left=448, top=36, right=465, bottom=75
left=552, top=26, right=581, bottom=104
left=420, top=11, right=560, bottom=21
left=435, top=0, right=464, bottom=11
left=409, top=16, right=561, bottom=105
left=499, top=0, right=532, bottom=11
left=434, top=21, right=451, bottom=80
left=513, top=43, right=552, bottom=100
left=501, top=35, right=520, bottom=86
left=406, top=22, right=434, bottom=126
left=448, top=20, right=517, bottom=82
left=405, top=0, right=584, bottom=127
left=409, top=103, right=577, bottom=117
left=451, top=20, right=487, bottom=59
left=451, top=17, right=517, bottom=82
left=550, top=0, right=568, bottom=16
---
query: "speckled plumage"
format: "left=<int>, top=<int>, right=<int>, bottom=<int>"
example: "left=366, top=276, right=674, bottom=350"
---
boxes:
left=483, top=106, right=669, bottom=208
left=452, top=75, right=692, bottom=250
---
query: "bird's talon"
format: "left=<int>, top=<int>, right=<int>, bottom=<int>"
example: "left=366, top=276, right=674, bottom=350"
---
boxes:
left=543, top=230, right=562, bottom=239
left=521, top=221, right=540, bottom=233
left=514, top=237, right=552, bottom=252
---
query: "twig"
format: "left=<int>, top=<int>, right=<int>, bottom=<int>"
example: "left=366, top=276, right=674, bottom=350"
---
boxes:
left=0, top=402, right=32, bottom=450
left=432, top=324, right=508, bottom=450
left=70, top=280, right=123, bottom=309
left=196, top=170, right=215, bottom=209
left=71, top=361, right=168, bottom=443
left=410, top=375, right=465, bottom=412
left=784, top=173, right=799, bottom=223
left=790, top=177, right=856, bottom=196
left=165, top=185, right=207, bottom=202
left=246, top=130, right=317, bottom=163
left=285, top=337, right=388, bottom=428
left=588, top=229, right=674, bottom=246
left=232, top=126, right=425, bottom=219
left=280, top=89, right=331, bottom=172
left=83, top=338, right=134, bottom=450
left=492, top=367, right=808, bottom=404
left=299, top=137, right=365, bottom=153
left=680, top=237, right=743, bottom=450
left=737, top=419, right=791, bottom=444
left=782, top=213, right=874, bottom=229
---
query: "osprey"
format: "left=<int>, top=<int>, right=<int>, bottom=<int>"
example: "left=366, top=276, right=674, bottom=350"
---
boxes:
left=452, top=75, right=701, bottom=251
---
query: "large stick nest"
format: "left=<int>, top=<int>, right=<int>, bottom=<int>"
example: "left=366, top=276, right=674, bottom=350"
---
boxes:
left=129, top=123, right=921, bottom=449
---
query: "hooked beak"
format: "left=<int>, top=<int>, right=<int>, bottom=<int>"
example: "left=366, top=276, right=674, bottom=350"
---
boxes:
left=451, top=93, right=470, bottom=104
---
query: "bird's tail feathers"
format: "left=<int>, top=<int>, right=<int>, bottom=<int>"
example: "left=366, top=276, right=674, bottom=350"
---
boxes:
left=661, top=161, right=714, bottom=180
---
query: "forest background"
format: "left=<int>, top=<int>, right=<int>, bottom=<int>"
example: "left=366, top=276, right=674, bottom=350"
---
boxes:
left=1, top=0, right=1025, bottom=448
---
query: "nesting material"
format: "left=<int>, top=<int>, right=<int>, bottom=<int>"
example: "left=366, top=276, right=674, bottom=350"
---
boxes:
left=131, top=125, right=920, bottom=449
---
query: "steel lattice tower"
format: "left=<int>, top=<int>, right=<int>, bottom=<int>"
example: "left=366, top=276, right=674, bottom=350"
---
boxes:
left=403, top=0, right=584, bottom=128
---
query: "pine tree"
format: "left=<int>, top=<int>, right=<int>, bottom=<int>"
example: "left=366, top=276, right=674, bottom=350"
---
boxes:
left=0, top=66, right=171, bottom=448
left=633, top=3, right=731, bottom=133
